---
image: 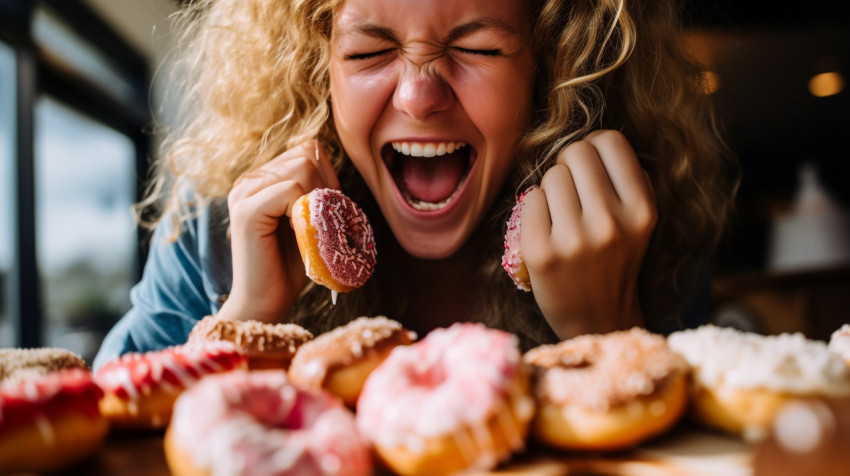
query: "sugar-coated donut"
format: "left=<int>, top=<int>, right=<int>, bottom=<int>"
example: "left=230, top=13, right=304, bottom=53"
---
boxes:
left=829, top=324, right=850, bottom=366
left=94, top=341, right=248, bottom=429
left=164, top=370, right=372, bottom=476
left=189, top=315, right=313, bottom=370
left=288, top=316, right=416, bottom=407
left=0, top=367, right=108, bottom=472
left=524, top=327, right=689, bottom=451
left=668, top=325, right=850, bottom=441
left=501, top=188, right=532, bottom=291
left=291, top=188, right=377, bottom=299
left=0, top=347, right=88, bottom=383
left=356, top=322, right=535, bottom=474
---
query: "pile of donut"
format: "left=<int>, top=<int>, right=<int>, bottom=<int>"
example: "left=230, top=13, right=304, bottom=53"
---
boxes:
left=3, top=189, right=850, bottom=474
left=3, top=318, right=850, bottom=474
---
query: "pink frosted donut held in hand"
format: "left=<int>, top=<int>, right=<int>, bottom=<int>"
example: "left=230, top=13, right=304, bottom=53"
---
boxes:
left=356, top=322, right=535, bottom=474
left=164, top=370, right=372, bottom=476
left=502, top=187, right=534, bottom=291
left=291, top=188, right=377, bottom=303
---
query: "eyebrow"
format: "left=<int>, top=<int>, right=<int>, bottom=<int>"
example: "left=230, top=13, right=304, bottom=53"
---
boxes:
left=340, top=17, right=521, bottom=43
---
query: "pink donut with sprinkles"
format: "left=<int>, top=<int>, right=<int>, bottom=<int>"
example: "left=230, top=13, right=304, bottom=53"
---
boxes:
left=291, top=188, right=377, bottom=295
left=356, top=322, right=535, bottom=474
left=93, top=341, right=248, bottom=429
left=164, top=370, right=373, bottom=476
left=502, top=188, right=533, bottom=291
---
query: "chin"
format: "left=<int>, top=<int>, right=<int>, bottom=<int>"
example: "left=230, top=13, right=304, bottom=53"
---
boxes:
left=392, top=227, right=470, bottom=260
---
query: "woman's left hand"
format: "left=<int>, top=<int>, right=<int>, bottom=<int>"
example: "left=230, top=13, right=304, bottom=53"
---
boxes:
left=520, top=130, right=657, bottom=339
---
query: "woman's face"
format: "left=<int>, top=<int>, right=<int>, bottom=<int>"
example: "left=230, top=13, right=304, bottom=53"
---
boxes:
left=330, top=0, right=535, bottom=259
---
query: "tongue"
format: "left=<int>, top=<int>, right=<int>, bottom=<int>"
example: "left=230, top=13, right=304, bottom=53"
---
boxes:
left=400, top=153, right=465, bottom=203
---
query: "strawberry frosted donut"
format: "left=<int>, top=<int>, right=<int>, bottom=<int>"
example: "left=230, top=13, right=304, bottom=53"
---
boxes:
left=0, top=368, right=108, bottom=472
left=164, top=370, right=372, bottom=476
left=356, top=322, right=535, bottom=474
left=524, top=328, right=689, bottom=451
left=501, top=188, right=533, bottom=291
left=829, top=324, right=850, bottom=365
left=189, top=315, right=313, bottom=370
left=94, top=341, right=247, bottom=429
left=289, top=316, right=416, bottom=407
left=669, top=325, right=850, bottom=441
left=291, top=188, right=377, bottom=302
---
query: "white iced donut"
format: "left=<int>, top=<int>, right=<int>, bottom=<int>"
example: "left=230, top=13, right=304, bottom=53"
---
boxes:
left=668, top=325, right=850, bottom=441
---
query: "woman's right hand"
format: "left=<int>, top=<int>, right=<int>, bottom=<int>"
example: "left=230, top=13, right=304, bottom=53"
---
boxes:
left=216, top=141, right=339, bottom=323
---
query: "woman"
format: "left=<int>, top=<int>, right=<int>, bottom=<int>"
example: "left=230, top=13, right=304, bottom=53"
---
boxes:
left=94, top=0, right=736, bottom=369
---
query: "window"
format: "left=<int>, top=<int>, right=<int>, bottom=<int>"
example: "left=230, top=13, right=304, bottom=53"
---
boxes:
left=35, top=98, right=136, bottom=362
left=0, top=41, right=14, bottom=348
left=0, top=1, right=150, bottom=361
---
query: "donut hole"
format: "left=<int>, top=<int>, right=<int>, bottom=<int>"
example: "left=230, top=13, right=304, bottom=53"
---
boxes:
left=235, top=386, right=309, bottom=430
left=408, top=363, right=447, bottom=388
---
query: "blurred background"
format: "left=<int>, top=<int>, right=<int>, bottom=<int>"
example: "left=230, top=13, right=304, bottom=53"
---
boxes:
left=0, top=0, right=848, bottom=364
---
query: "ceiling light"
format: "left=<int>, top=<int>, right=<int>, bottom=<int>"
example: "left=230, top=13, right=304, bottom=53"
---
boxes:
left=808, top=71, right=844, bottom=98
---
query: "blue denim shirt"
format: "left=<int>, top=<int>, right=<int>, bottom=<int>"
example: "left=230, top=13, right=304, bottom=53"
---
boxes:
left=92, top=199, right=232, bottom=371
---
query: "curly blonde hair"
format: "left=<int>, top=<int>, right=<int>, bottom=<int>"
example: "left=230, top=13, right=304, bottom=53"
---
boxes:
left=145, top=0, right=737, bottom=347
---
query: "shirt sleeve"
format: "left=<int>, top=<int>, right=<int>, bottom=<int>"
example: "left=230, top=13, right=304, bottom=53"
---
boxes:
left=92, top=202, right=231, bottom=371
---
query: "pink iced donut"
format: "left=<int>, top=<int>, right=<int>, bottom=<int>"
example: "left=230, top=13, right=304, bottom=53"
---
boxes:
left=356, top=322, right=535, bottom=475
left=291, top=188, right=377, bottom=297
left=164, top=370, right=372, bottom=476
left=94, top=341, right=248, bottom=429
left=501, top=188, right=533, bottom=291
left=0, top=368, right=108, bottom=472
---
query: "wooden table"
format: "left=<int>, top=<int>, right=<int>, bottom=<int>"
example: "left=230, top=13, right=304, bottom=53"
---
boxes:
left=18, top=425, right=754, bottom=476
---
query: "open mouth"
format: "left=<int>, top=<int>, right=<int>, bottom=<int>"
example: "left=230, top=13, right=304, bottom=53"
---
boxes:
left=382, top=141, right=474, bottom=212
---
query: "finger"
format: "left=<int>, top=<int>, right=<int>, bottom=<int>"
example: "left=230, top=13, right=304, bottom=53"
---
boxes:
left=517, top=186, right=552, bottom=258
left=231, top=150, right=325, bottom=203
left=557, top=140, right=618, bottom=215
left=584, top=130, right=652, bottom=205
left=229, top=180, right=307, bottom=231
left=539, top=163, right=582, bottom=235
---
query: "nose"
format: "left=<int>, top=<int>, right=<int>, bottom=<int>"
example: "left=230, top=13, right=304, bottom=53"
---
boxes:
left=393, top=67, right=455, bottom=120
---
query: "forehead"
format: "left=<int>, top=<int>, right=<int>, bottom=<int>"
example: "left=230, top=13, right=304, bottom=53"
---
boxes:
left=333, top=0, right=531, bottom=38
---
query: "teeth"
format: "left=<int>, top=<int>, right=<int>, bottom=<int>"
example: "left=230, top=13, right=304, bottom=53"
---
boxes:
left=392, top=141, right=467, bottom=158
left=402, top=187, right=461, bottom=211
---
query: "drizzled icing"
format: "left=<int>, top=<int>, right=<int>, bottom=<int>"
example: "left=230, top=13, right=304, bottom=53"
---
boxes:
left=288, top=316, right=416, bottom=391
left=0, top=368, right=103, bottom=433
left=524, top=327, right=687, bottom=412
left=309, top=189, right=376, bottom=289
left=170, top=370, right=372, bottom=476
left=94, top=342, right=247, bottom=401
left=501, top=188, right=533, bottom=291
left=356, top=323, right=532, bottom=469
left=668, top=325, right=850, bottom=396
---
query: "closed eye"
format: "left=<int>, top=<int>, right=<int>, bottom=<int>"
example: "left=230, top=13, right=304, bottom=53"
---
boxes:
left=346, top=49, right=394, bottom=60
left=453, top=47, right=502, bottom=56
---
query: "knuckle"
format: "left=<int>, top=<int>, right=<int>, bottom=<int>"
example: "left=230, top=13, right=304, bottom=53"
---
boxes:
left=592, top=216, right=622, bottom=249
left=558, top=140, right=595, bottom=165
left=523, top=243, right=560, bottom=273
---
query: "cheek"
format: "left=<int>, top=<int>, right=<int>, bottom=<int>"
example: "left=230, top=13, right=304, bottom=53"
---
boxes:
left=330, top=64, right=396, bottom=149
left=456, top=67, right=533, bottom=141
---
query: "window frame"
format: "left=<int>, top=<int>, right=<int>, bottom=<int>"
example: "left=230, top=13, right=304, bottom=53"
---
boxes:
left=0, top=0, right=150, bottom=348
